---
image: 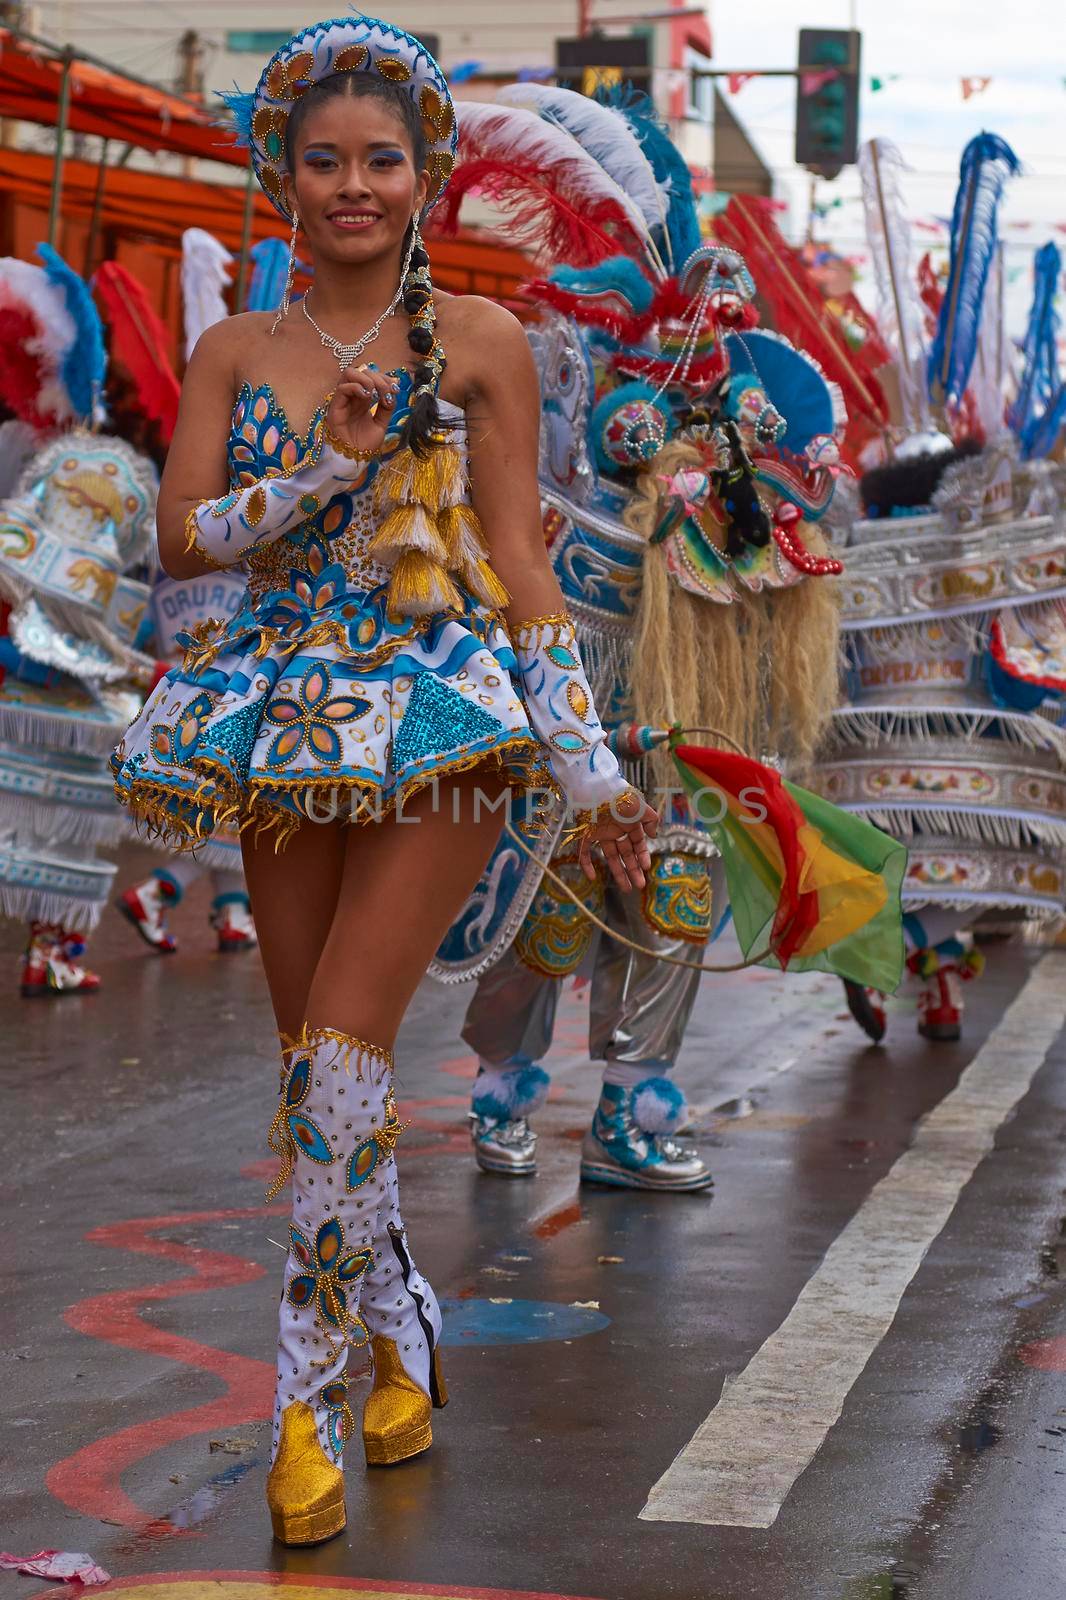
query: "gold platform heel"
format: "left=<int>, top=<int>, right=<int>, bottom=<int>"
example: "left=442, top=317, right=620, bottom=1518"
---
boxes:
left=266, top=1401, right=346, bottom=1545
left=362, top=1334, right=448, bottom=1466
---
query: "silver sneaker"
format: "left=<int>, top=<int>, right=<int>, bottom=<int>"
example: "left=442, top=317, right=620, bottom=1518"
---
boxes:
left=470, top=1113, right=538, bottom=1176
left=579, top=1084, right=713, bottom=1192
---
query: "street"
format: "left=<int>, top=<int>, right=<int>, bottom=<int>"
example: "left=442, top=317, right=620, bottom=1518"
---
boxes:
left=4, top=844, right=1066, bottom=1600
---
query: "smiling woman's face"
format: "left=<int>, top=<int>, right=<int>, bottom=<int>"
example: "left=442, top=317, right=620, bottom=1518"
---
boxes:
left=284, top=93, right=429, bottom=266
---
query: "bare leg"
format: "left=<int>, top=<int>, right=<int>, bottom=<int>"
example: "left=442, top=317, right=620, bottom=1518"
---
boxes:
left=242, top=818, right=346, bottom=1036
left=265, top=771, right=509, bottom=1529
left=305, top=772, right=508, bottom=1041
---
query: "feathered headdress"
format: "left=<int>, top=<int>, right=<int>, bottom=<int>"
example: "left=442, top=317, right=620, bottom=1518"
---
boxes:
left=859, top=139, right=931, bottom=435
left=95, top=262, right=180, bottom=445
left=181, top=228, right=233, bottom=360
left=1008, top=240, right=1066, bottom=460
left=928, top=132, right=1020, bottom=409
left=0, top=249, right=107, bottom=432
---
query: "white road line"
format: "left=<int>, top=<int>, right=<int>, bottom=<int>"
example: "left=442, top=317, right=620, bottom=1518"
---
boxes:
left=640, top=952, right=1066, bottom=1530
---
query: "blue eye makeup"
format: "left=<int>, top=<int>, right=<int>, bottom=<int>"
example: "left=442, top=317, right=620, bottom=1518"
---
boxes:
left=371, top=149, right=406, bottom=165
left=303, top=148, right=336, bottom=164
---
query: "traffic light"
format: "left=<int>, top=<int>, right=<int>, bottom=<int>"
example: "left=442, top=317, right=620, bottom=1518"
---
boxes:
left=794, top=28, right=861, bottom=178
left=555, top=35, right=651, bottom=97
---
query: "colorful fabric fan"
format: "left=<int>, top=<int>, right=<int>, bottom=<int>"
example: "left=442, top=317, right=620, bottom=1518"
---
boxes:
left=95, top=261, right=180, bottom=444
left=671, top=739, right=906, bottom=991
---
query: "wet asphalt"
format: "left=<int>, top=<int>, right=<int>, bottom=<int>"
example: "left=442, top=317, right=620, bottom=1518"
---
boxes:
left=2, top=841, right=1066, bottom=1600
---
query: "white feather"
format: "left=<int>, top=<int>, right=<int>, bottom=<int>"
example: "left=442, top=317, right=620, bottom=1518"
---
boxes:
left=859, top=138, right=932, bottom=433
left=497, top=83, right=670, bottom=260
left=454, top=100, right=657, bottom=265
left=181, top=228, right=233, bottom=361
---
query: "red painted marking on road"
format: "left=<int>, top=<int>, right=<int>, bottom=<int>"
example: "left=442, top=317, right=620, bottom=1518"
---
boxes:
left=533, top=1199, right=584, bottom=1240
left=1017, top=1336, right=1066, bottom=1370
left=47, top=1204, right=287, bottom=1533
left=437, top=1052, right=479, bottom=1080
left=33, top=1569, right=607, bottom=1600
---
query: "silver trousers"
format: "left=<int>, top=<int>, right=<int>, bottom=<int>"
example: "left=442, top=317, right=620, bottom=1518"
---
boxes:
left=461, top=875, right=708, bottom=1079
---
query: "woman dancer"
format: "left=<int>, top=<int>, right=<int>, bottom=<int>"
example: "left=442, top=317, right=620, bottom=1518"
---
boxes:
left=112, top=17, right=654, bottom=1546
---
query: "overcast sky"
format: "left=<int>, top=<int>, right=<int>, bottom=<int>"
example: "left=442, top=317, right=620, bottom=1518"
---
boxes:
left=709, top=0, right=1066, bottom=334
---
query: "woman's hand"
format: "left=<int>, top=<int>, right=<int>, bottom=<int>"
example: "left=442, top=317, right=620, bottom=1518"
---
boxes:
left=578, top=791, right=660, bottom=892
left=324, top=364, right=403, bottom=455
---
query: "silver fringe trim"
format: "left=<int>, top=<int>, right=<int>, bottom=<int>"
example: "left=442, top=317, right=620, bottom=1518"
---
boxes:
left=829, top=703, right=1066, bottom=758
left=855, top=803, right=1066, bottom=849
left=0, top=704, right=119, bottom=756
left=0, top=882, right=107, bottom=930
left=0, top=792, right=127, bottom=847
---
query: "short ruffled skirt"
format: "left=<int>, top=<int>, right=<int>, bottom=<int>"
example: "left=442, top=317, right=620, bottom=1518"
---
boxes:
left=111, top=581, right=552, bottom=851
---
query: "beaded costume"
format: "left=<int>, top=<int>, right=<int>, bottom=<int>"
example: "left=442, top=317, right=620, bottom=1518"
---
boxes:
left=429, top=85, right=846, bottom=1187
left=107, top=16, right=636, bottom=1547
left=111, top=379, right=554, bottom=845
left=816, top=134, right=1066, bottom=1044
left=0, top=248, right=161, bottom=995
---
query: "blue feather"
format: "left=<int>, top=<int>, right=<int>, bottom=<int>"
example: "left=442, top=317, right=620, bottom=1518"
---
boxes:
left=219, top=87, right=256, bottom=147
left=928, top=132, right=1020, bottom=408
left=35, top=243, right=107, bottom=422
left=1008, top=240, right=1063, bottom=458
left=598, top=86, right=700, bottom=267
left=247, top=237, right=308, bottom=312
left=548, top=256, right=655, bottom=314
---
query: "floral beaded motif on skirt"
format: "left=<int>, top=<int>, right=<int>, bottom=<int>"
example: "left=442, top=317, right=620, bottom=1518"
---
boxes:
left=111, top=379, right=553, bottom=850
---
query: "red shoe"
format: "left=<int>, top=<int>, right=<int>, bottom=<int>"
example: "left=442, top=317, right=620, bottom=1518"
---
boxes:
left=211, top=897, right=258, bottom=954
left=842, top=979, right=887, bottom=1042
left=20, top=922, right=100, bottom=997
left=912, top=958, right=963, bottom=1042
left=117, top=877, right=178, bottom=953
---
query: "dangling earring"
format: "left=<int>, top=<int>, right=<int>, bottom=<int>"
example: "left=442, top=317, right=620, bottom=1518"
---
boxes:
left=271, top=208, right=300, bottom=336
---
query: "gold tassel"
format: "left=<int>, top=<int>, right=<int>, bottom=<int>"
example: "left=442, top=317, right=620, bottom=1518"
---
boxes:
left=438, top=502, right=488, bottom=566
left=464, top=557, right=511, bottom=611
left=387, top=549, right=463, bottom=616
left=368, top=503, right=450, bottom=564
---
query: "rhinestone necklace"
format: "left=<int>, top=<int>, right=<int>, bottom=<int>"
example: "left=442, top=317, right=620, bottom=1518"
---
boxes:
left=300, top=236, right=415, bottom=371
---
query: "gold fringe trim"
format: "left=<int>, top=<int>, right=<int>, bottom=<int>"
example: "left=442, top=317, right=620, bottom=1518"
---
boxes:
left=290, top=1020, right=395, bottom=1083
left=112, top=731, right=556, bottom=858
left=512, top=612, right=574, bottom=652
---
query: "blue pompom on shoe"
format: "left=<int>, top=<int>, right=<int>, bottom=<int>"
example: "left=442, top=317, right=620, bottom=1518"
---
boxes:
left=470, top=1063, right=549, bottom=1178
left=630, top=1075, right=687, bottom=1136
left=471, top=1064, right=550, bottom=1120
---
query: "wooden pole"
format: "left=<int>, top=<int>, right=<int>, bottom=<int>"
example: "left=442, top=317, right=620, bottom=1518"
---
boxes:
left=234, top=161, right=256, bottom=312
left=84, top=137, right=110, bottom=276
left=48, top=46, right=74, bottom=249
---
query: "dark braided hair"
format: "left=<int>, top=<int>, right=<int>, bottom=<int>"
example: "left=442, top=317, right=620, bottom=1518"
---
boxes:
left=284, top=73, right=446, bottom=456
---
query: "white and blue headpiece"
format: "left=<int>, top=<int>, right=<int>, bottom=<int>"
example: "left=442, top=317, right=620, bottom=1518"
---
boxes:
left=222, top=14, right=457, bottom=222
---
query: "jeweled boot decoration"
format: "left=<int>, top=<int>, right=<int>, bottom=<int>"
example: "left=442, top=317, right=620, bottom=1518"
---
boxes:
left=265, top=1024, right=394, bottom=1543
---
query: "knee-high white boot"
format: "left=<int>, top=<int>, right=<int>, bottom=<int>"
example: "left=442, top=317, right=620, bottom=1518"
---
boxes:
left=264, top=1024, right=398, bottom=1545
left=356, top=1090, right=449, bottom=1464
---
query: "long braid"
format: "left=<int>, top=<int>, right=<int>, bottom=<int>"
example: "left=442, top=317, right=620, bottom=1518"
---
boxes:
left=369, top=220, right=509, bottom=618
left=400, top=217, right=446, bottom=456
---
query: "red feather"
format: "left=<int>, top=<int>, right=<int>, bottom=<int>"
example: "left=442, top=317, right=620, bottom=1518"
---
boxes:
left=434, top=157, right=645, bottom=267
left=95, top=263, right=180, bottom=444
left=716, top=197, right=889, bottom=465
left=0, top=306, right=55, bottom=430
left=523, top=277, right=657, bottom=344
